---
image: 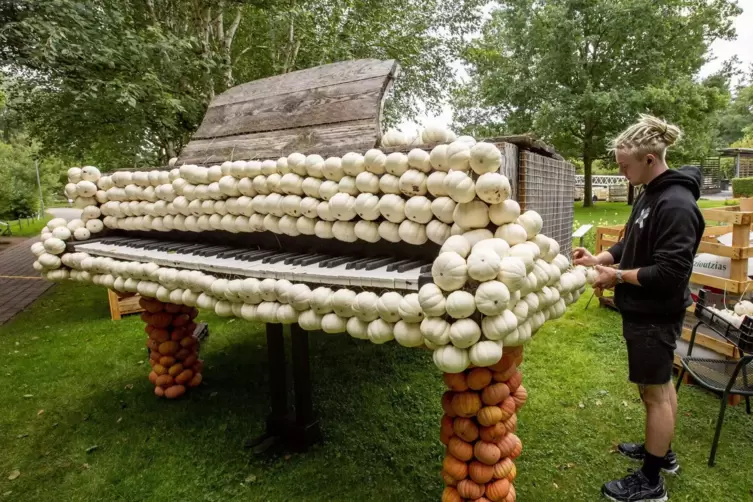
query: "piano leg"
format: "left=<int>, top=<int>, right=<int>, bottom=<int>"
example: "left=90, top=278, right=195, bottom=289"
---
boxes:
left=289, top=323, right=322, bottom=451
left=245, top=323, right=291, bottom=453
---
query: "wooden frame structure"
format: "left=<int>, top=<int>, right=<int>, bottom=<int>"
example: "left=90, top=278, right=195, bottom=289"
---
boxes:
left=107, top=289, right=144, bottom=320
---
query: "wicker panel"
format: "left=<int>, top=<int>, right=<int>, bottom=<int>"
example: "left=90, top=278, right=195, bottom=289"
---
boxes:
left=517, top=152, right=575, bottom=257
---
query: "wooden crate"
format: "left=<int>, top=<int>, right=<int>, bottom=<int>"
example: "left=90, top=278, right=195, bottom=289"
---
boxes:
left=107, top=289, right=144, bottom=320
left=593, top=206, right=753, bottom=362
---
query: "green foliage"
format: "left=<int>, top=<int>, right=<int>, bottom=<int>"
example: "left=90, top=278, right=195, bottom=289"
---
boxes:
left=455, top=0, right=741, bottom=205
left=719, top=79, right=753, bottom=146
left=731, top=177, right=753, bottom=198
left=0, top=0, right=484, bottom=170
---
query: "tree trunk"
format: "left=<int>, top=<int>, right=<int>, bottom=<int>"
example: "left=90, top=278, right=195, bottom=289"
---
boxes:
left=627, top=183, right=635, bottom=205
left=583, top=150, right=593, bottom=208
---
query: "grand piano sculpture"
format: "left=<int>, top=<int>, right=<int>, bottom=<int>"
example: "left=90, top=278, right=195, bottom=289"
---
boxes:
left=33, top=59, right=584, bottom=501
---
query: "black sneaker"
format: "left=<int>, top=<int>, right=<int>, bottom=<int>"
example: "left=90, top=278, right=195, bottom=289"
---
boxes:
left=618, top=443, right=680, bottom=475
left=602, top=470, right=668, bottom=502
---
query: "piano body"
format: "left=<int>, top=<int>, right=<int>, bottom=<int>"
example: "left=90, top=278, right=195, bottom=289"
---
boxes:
left=35, top=59, right=585, bottom=500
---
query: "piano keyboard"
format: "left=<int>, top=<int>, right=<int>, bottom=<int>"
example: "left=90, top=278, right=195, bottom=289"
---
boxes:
left=74, top=237, right=431, bottom=291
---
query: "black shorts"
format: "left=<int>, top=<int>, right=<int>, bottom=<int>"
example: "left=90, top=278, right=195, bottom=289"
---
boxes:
left=622, top=320, right=681, bottom=385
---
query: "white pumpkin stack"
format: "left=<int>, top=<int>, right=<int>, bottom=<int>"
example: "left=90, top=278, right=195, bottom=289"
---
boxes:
left=425, top=210, right=587, bottom=374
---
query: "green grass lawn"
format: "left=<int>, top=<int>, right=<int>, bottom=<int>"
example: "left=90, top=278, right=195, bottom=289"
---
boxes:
left=1, top=282, right=752, bottom=501
left=2, top=214, right=52, bottom=238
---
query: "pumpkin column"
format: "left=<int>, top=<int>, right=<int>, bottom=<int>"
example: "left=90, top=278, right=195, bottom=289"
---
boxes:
left=141, top=297, right=204, bottom=399
left=440, top=347, right=527, bottom=502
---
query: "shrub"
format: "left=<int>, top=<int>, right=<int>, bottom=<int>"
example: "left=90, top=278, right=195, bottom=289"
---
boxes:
left=732, top=177, right=753, bottom=198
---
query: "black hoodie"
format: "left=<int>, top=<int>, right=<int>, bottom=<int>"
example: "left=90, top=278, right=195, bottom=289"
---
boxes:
left=607, top=166, right=705, bottom=324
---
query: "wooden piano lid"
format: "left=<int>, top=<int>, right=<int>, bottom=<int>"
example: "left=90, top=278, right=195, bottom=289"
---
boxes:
left=177, top=59, right=400, bottom=165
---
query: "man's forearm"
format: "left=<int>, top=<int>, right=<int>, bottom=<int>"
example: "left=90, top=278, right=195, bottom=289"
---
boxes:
left=620, top=268, right=642, bottom=286
left=595, top=251, right=615, bottom=266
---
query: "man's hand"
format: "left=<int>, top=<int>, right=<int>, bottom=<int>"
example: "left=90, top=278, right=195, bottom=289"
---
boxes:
left=593, top=265, right=618, bottom=290
left=572, top=247, right=599, bottom=267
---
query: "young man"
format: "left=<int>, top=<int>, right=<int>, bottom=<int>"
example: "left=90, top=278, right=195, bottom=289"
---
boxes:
left=573, top=115, right=704, bottom=502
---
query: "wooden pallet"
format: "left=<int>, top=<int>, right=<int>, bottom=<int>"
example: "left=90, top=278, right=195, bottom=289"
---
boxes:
left=107, top=289, right=144, bottom=320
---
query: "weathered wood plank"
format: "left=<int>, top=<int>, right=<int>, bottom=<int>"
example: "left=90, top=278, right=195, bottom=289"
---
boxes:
left=702, top=207, right=753, bottom=225
left=177, top=120, right=379, bottom=165
left=194, top=76, right=386, bottom=140
left=211, top=59, right=398, bottom=108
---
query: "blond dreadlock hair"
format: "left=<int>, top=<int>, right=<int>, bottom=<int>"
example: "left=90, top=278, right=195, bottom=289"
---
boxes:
left=611, top=114, right=682, bottom=161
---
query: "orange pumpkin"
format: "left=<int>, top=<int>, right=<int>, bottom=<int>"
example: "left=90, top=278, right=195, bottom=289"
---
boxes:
left=499, top=396, right=516, bottom=421
left=175, top=369, right=194, bottom=385
left=480, top=422, right=507, bottom=443
left=466, top=367, right=493, bottom=390
left=441, top=487, right=462, bottom=502
left=493, top=458, right=514, bottom=479
left=468, top=461, right=495, bottom=484
left=149, top=350, right=161, bottom=362
left=139, top=311, right=153, bottom=324
left=486, top=478, right=510, bottom=501
left=140, top=297, right=164, bottom=313
left=474, top=441, right=501, bottom=465
left=505, top=484, right=516, bottom=502
left=477, top=406, right=504, bottom=427
left=457, top=479, right=485, bottom=500
left=148, top=371, right=158, bottom=384
left=442, top=392, right=457, bottom=418
left=158, top=340, right=179, bottom=356
left=146, top=338, right=160, bottom=351
left=441, top=415, right=455, bottom=438
left=175, top=348, right=192, bottom=361
left=440, top=429, right=453, bottom=446
left=476, top=498, right=493, bottom=502
left=512, top=385, right=527, bottom=410
left=503, top=414, right=518, bottom=434
left=154, top=386, right=165, bottom=397
left=153, top=364, right=168, bottom=376
left=150, top=328, right=170, bottom=343
left=144, top=325, right=154, bottom=336
left=492, top=364, right=518, bottom=383
left=443, top=454, right=469, bottom=481
left=182, top=353, right=198, bottom=368
left=168, top=363, right=184, bottom=377
left=180, top=335, right=197, bottom=348
left=171, top=327, right=189, bottom=342
left=149, top=359, right=156, bottom=368
left=191, top=360, right=204, bottom=374
left=164, top=303, right=182, bottom=314
left=496, top=433, right=520, bottom=458
left=448, top=437, right=474, bottom=462
left=172, top=313, right=190, bottom=327
left=481, top=382, right=510, bottom=406
left=155, top=374, right=174, bottom=388
left=453, top=417, right=479, bottom=442
left=443, top=372, right=469, bottom=392
left=506, top=462, right=517, bottom=482
left=451, top=392, right=482, bottom=418
left=186, top=307, right=199, bottom=319
left=150, top=312, right=173, bottom=328
left=164, top=384, right=186, bottom=399
left=505, top=371, right=523, bottom=393
left=509, top=434, right=522, bottom=459
left=441, top=469, right=458, bottom=487
left=188, top=372, right=203, bottom=388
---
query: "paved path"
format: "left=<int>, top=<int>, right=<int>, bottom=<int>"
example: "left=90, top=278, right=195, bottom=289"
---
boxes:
left=48, top=207, right=83, bottom=221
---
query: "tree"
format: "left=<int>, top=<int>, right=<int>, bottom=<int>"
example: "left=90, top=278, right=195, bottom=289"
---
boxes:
left=454, top=0, right=741, bottom=206
left=719, top=79, right=753, bottom=146
left=1, top=0, right=484, bottom=170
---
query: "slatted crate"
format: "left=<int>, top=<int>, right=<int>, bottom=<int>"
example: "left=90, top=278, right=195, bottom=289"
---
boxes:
left=107, top=289, right=144, bottom=320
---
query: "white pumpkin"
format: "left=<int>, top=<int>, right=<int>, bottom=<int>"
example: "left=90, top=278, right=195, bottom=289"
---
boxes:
left=354, top=220, right=381, bottom=243
left=399, top=169, right=428, bottom=196
left=509, top=244, right=535, bottom=273
left=453, top=200, right=490, bottom=230
left=288, top=283, right=312, bottom=310
left=475, top=172, right=511, bottom=205
left=319, top=180, right=340, bottom=201
left=301, top=177, right=322, bottom=198
left=352, top=291, right=380, bottom=322
left=418, top=283, right=446, bottom=317
left=517, top=210, right=543, bottom=239
left=449, top=319, right=481, bottom=349
left=426, top=171, right=448, bottom=197
left=475, top=280, right=511, bottom=316
left=353, top=193, right=380, bottom=221
left=432, top=345, right=470, bottom=373
left=495, top=223, right=528, bottom=246
left=497, top=256, right=527, bottom=291
left=407, top=148, right=431, bottom=172
left=430, top=197, right=456, bottom=224
left=311, top=287, right=334, bottom=314
left=472, top=238, right=510, bottom=259
left=332, top=221, right=358, bottom=242
left=426, top=220, right=451, bottom=245
left=397, top=293, right=424, bottom=323
left=403, top=196, right=432, bottom=224
left=298, top=310, right=324, bottom=331
left=431, top=251, right=468, bottom=292
left=378, top=194, right=406, bottom=223
left=316, top=201, right=335, bottom=222
left=367, top=318, right=394, bottom=344
left=467, top=248, right=502, bottom=281
left=489, top=199, right=521, bottom=225
left=346, top=317, right=370, bottom=340
left=329, top=193, right=357, bottom=221
left=73, top=227, right=91, bottom=241
left=286, top=153, right=307, bottom=177
left=341, top=152, right=366, bottom=176
left=385, top=152, right=409, bottom=177
left=444, top=171, right=476, bottom=203
left=381, top=128, right=407, bottom=147
left=481, top=310, right=518, bottom=340
left=398, top=220, right=427, bottom=245
left=377, top=221, right=401, bottom=243
left=377, top=291, right=403, bottom=322
left=322, top=157, right=344, bottom=181
left=338, top=176, right=358, bottom=196
left=355, top=172, right=380, bottom=194
left=305, top=154, right=325, bottom=178
left=462, top=229, right=494, bottom=248
left=470, top=142, right=503, bottom=174
left=393, top=321, right=424, bottom=347
left=544, top=238, right=561, bottom=262
left=446, top=140, right=472, bottom=171
left=67, top=167, right=83, bottom=183
left=429, top=144, right=449, bottom=171
left=445, top=290, right=476, bottom=319
left=469, top=341, right=503, bottom=367
left=30, top=242, right=46, bottom=257
left=378, top=173, right=401, bottom=194
left=363, top=149, right=387, bottom=175
left=38, top=253, right=62, bottom=269
left=421, top=317, right=451, bottom=345
left=331, top=288, right=357, bottom=317
left=440, top=235, right=472, bottom=258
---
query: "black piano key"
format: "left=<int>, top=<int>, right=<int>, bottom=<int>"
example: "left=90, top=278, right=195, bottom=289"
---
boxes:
left=284, top=254, right=309, bottom=265
left=322, top=256, right=352, bottom=268
left=299, top=254, right=328, bottom=266
left=217, top=248, right=247, bottom=259
left=238, top=250, right=275, bottom=262
left=364, top=257, right=395, bottom=271
left=385, top=259, right=414, bottom=272
left=397, top=260, right=425, bottom=273
left=141, top=241, right=164, bottom=250
left=193, top=245, right=225, bottom=256
left=166, top=243, right=196, bottom=253
left=264, top=252, right=296, bottom=264
left=420, top=264, right=432, bottom=274
left=346, top=257, right=375, bottom=270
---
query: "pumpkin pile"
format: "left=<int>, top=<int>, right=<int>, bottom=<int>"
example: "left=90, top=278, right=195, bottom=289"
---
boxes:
left=440, top=347, right=525, bottom=502
left=141, top=298, right=203, bottom=399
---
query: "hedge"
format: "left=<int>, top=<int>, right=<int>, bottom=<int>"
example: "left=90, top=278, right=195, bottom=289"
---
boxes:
left=732, top=177, right=753, bottom=198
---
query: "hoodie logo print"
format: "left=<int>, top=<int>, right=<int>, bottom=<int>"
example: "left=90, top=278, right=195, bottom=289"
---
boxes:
left=635, top=208, right=650, bottom=229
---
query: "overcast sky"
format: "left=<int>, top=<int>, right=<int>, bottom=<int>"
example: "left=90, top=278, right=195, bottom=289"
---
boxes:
left=400, top=0, right=753, bottom=134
